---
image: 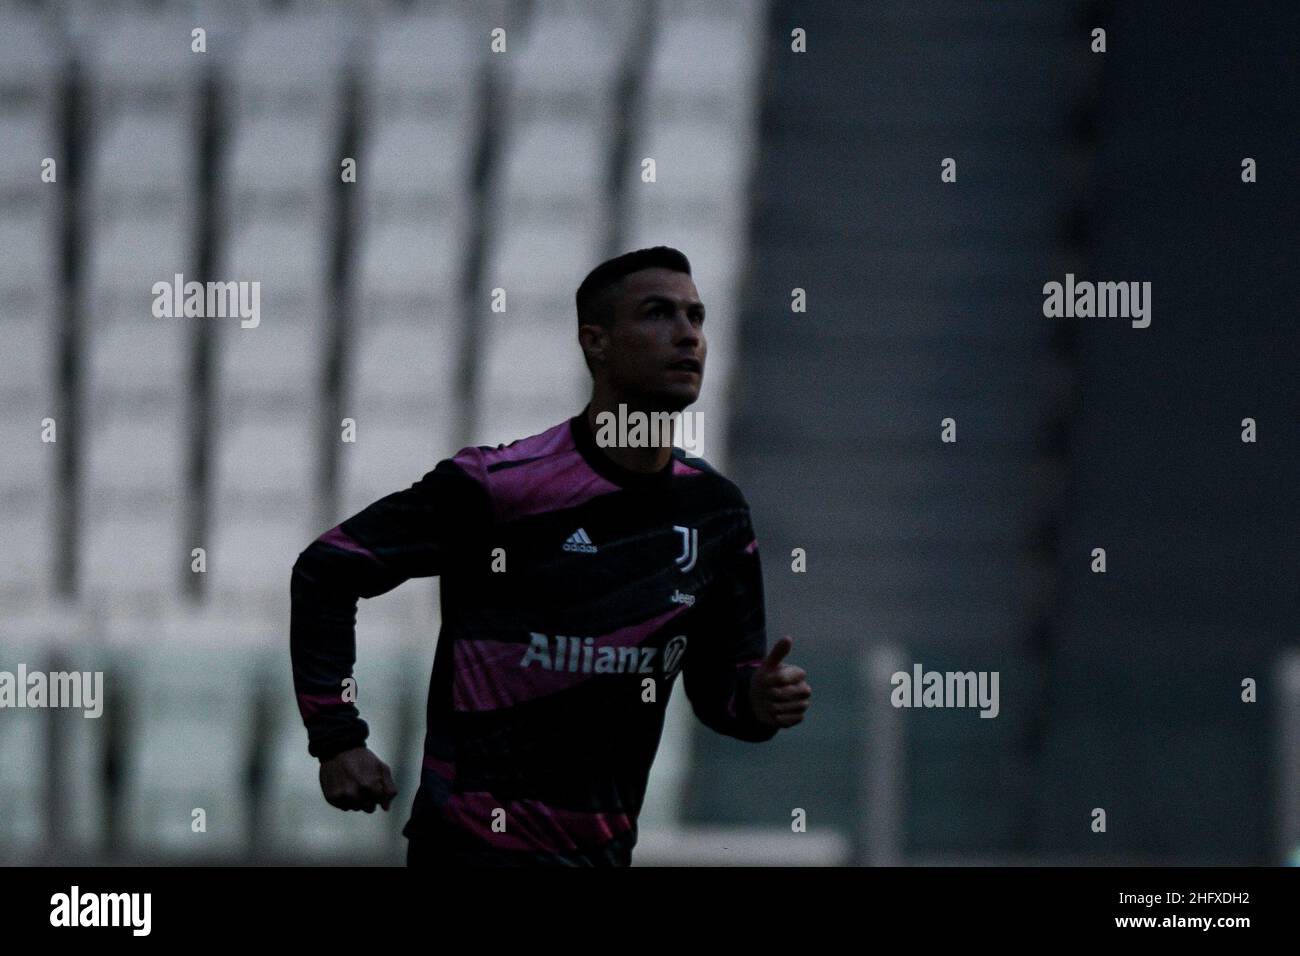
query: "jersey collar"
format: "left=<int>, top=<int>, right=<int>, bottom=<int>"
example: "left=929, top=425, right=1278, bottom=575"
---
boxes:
left=570, top=405, right=676, bottom=491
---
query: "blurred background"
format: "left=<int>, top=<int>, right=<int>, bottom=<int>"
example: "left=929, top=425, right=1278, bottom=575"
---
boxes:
left=0, top=0, right=1296, bottom=865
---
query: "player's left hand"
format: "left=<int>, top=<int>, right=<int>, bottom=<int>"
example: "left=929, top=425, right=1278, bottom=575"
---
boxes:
left=749, top=635, right=811, bottom=729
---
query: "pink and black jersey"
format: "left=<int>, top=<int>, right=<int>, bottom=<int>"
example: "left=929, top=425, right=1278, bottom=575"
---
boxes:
left=289, top=406, right=777, bottom=865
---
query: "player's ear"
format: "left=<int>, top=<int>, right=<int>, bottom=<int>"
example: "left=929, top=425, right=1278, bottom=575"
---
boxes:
left=578, top=322, right=607, bottom=368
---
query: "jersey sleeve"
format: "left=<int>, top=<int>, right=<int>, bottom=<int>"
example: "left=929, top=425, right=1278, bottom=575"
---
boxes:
left=682, top=503, right=779, bottom=743
left=289, top=451, right=492, bottom=760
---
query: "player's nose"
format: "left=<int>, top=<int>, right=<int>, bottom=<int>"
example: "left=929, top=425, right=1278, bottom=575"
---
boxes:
left=672, top=316, right=702, bottom=348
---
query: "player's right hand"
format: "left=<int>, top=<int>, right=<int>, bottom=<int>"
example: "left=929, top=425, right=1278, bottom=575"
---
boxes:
left=320, top=746, right=398, bottom=813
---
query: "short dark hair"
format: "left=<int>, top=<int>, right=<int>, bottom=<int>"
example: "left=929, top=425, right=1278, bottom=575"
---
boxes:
left=575, top=246, right=692, bottom=330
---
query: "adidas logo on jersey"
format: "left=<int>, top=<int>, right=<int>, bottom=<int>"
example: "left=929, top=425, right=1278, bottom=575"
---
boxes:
left=562, top=528, right=598, bottom=554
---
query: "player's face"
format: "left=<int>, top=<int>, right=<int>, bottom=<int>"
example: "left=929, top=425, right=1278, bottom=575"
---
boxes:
left=603, top=268, right=707, bottom=412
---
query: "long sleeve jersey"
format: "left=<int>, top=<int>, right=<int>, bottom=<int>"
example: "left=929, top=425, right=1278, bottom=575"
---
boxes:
left=289, top=405, right=778, bottom=865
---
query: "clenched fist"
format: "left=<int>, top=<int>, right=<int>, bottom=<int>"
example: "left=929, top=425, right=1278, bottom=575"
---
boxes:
left=320, top=746, right=398, bottom=813
left=749, top=635, right=811, bottom=729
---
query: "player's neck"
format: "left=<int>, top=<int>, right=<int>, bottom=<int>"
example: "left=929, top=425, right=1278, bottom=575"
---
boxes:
left=584, top=397, right=676, bottom=475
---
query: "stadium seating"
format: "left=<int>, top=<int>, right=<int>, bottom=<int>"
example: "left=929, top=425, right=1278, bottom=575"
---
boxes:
left=0, top=0, right=766, bottom=863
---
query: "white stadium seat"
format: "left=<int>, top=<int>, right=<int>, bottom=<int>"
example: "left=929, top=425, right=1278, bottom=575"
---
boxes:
left=87, top=214, right=191, bottom=314
left=370, top=10, right=479, bottom=112
left=221, top=218, right=328, bottom=314
left=361, top=116, right=475, bottom=209
left=214, top=416, right=315, bottom=512
left=89, top=114, right=196, bottom=214
left=356, top=218, right=465, bottom=315
left=86, top=316, right=191, bottom=407
left=229, top=13, right=350, bottom=120
left=224, top=116, right=334, bottom=215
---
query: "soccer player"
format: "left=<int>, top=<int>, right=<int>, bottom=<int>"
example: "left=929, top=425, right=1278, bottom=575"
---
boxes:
left=290, top=246, right=812, bottom=866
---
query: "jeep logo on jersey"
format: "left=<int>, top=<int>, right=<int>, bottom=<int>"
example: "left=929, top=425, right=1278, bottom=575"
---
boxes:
left=520, top=633, right=689, bottom=677
left=662, top=635, right=688, bottom=677
left=673, top=525, right=698, bottom=572
left=562, top=527, right=597, bottom=554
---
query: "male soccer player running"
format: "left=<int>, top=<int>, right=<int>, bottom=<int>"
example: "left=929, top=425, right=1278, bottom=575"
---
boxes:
left=290, top=246, right=812, bottom=866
